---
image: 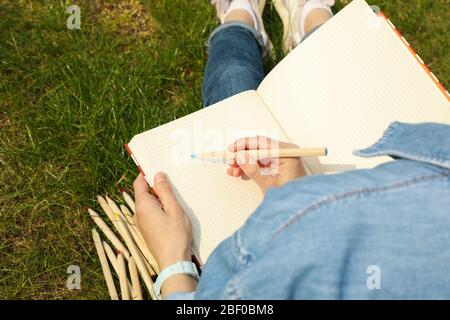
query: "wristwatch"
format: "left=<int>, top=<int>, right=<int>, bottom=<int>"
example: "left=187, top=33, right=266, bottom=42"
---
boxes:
left=153, top=261, right=200, bottom=300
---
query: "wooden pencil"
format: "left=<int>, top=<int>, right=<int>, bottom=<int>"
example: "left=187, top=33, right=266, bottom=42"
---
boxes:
left=105, top=196, right=158, bottom=275
left=105, top=195, right=125, bottom=221
left=102, top=241, right=133, bottom=293
left=120, top=195, right=158, bottom=273
left=128, top=257, right=143, bottom=300
left=98, top=196, right=138, bottom=266
left=122, top=191, right=136, bottom=214
left=88, top=208, right=130, bottom=260
left=120, top=203, right=134, bottom=220
left=117, top=252, right=130, bottom=300
left=120, top=204, right=159, bottom=274
left=122, top=228, right=156, bottom=278
left=102, top=240, right=119, bottom=270
left=116, top=214, right=157, bottom=300
left=98, top=195, right=121, bottom=231
left=192, top=147, right=327, bottom=162
left=92, top=228, right=118, bottom=300
left=119, top=204, right=146, bottom=247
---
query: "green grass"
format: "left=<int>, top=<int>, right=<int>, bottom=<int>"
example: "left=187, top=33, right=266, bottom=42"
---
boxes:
left=0, top=0, right=448, bottom=299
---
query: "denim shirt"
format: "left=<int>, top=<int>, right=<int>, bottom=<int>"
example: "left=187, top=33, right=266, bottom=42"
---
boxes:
left=169, top=122, right=450, bottom=300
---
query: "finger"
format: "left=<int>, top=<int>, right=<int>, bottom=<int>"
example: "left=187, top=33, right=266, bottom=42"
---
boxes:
left=153, top=172, right=183, bottom=214
left=236, top=152, right=261, bottom=181
left=258, top=137, right=298, bottom=150
left=229, top=160, right=239, bottom=168
left=232, top=167, right=242, bottom=177
left=255, top=136, right=271, bottom=150
left=258, top=158, right=272, bottom=167
left=133, top=174, right=161, bottom=213
left=133, top=173, right=150, bottom=193
left=228, top=136, right=253, bottom=152
left=227, top=159, right=239, bottom=170
left=228, top=136, right=274, bottom=152
left=228, top=137, right=247, bottom=152
left=228, top=136, right=298, bottom=152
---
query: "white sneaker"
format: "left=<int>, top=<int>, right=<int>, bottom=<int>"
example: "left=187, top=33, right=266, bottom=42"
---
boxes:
left=210, top=0, right=272, bottom=56
left=273, top=0, right=334, bottom=52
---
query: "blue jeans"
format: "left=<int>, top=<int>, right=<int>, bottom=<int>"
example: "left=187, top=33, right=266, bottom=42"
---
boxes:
left=202, top=22, right=320, bottom=107
left=202, top=22, right=266, bottom=107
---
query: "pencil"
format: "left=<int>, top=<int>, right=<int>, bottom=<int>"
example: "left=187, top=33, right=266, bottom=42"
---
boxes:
left=116, top=213, right=157, bottom=300
left=191, top=147, right=327, bottom=162
left=88, top=208, right=130, bottom=260
left=120, top=204, right=159, bottom=274
left=101, top=195, right=125, bottom=229
left=128, top=256, right=143, bottom=300
left=97, top=195, right=122, bottom=236
left=92, top=228, right=118, bottom=300
left=122, top=191, right=136, bottom=214
left=103, top=241, right=133, bottom=293
left=105, top=195, right=158, bottom=275
left=117, top=252, right=130, bottom=300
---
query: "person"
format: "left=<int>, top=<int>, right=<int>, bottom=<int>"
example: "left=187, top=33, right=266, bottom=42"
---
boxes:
left=132, top=0, right=450, bottom=299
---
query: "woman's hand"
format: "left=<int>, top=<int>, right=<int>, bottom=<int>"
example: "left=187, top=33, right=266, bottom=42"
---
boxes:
left=133, top=172, right=197, bottom=299
left=133, top=172, right=192, bottom=270
left=227, top=136, right=306, bottom=193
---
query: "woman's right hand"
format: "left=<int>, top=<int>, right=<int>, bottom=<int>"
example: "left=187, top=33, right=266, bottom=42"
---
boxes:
left=227, top=136, right=306, bottom=194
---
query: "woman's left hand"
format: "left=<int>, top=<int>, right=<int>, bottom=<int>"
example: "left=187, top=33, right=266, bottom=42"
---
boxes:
left=133, top=172, right=192, bottom=270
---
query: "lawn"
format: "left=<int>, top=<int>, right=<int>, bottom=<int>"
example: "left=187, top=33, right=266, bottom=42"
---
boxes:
left=0, top=0, right=448, bottom=299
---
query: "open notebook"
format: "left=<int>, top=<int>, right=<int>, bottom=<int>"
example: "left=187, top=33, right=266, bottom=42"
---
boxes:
left=126, top=0, right=450, bottom=263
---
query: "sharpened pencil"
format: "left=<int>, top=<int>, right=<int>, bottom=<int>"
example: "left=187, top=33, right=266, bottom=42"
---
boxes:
left=117, top=252, right=130, bottom=300
left=128, top=257, right=143, bottom=300
left=191, top=147, right=327, bottom=162
left=115, top=213, right=157, bottom=299
left=88, top=208, right=130, bottom=260
left=103, top=241, right=133, bottom=293
left=122, top=191, right=136, bottom=214
left=92, top=228, right=118, bottom=300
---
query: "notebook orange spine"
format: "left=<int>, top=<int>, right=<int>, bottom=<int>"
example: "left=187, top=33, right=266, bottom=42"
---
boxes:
left=378, top=12, right=450, bottom=102
left=124, top=143, right=156, bottom=193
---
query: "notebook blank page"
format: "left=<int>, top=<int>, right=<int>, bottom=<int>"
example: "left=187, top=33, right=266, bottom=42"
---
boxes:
left=258, top=0, right=450, bottom=174
left=128, top=90, right=288, bottom=262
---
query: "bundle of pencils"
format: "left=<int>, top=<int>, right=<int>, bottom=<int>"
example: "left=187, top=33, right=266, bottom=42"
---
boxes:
left=89, top=192, right=159, bottom=300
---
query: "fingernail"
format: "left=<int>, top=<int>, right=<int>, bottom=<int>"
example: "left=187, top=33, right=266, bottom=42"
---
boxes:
left=155, top=172, right=166, bottom=182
